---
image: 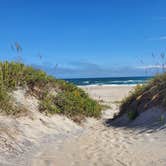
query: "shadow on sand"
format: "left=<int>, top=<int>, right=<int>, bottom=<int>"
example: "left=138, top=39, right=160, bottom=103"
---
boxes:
left=104, top=107, right=166, bottom=134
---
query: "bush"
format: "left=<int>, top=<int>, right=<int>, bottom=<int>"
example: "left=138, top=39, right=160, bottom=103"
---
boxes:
left=0, top=61, right=102, bottom=120
left=0, top=89, right=14, bottom=114
left=54, top=91, right=101, bottom=117
left=39, top=95, right=61, bottom=114
left=40, top=88, right=101, bottom=122
left=119, top=73, right=166, bottom=120
left=127, top=110, right=138, bottom=120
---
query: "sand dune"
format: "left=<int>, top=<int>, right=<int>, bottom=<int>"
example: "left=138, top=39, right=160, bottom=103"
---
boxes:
left=1, top=85, right=166, bottom=166
left=30, top=85, right=166, bottom=166
left=36, top=118, right=166, bottom=166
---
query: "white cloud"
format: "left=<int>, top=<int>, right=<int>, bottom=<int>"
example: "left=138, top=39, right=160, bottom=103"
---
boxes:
left=153, top=17, right=166, bottom=20
left=157, top=36, right=166, bottom=40
left=149, top=36, right=166, bottom=41
left=136, top=65, right=164, bottom=69
left=32, top=61, right=151, bottom=78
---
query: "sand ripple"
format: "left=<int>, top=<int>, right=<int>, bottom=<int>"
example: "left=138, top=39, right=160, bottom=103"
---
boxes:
left=31, top=118, right=166, bottom=166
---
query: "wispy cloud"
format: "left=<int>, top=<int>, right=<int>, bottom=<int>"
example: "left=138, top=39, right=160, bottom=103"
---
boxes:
left=153, top=17, right=166, bottom=20
left=150, top=17, right=166, bottom=41
left=148, top=36, right=166, bottom=41
left=31, top=61, right=156, bottom=78
left=136, top=65, right=163, bottom=69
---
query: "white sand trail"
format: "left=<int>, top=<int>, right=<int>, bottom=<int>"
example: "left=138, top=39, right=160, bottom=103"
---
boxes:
left=37, top=120, right=166, bottom=166
left=30, top=85, right=166, bottom=166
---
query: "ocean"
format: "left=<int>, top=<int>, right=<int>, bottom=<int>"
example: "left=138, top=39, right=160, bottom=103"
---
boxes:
left=64, top=76, right=152, bottom=86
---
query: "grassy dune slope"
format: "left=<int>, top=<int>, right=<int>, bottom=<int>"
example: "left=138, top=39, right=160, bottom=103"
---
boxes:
left=0, top=61, right=101, bottom=122
left=119, top=73, right=166, bottom=120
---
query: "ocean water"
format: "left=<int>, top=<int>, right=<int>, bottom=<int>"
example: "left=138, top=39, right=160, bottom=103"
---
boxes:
left=64, top=76, right=152, bottom=86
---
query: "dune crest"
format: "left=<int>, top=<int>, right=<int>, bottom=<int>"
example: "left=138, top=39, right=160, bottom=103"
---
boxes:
left=30, top=85, right=166, bottom=166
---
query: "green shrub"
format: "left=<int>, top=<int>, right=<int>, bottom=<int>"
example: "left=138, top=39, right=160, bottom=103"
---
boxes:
left=0, top=88, right=25, bottom=115
left=0, top=61, right=102, bottom=120
left=0, top=89, right=13, bottom=114
left=119, top=73, right=166, bottom=120
left=127, top=110, right=138, bottom=120
left=40, top=95, right=61, bottom=114
left=40, top=88, right=101, bottom=120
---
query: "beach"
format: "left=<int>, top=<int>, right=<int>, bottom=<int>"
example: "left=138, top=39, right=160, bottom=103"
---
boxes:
left=1, top=0, right=165, bottom=165
left=28, top=85, right=166, bottom=166
left=80, top=85, right=134, bottom=103
left=0, top=85, right=165, bottom=166
left=1, top=0, right=166, bottom=165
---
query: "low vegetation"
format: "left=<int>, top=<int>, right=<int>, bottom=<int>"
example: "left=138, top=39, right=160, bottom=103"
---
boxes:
left=0, top=61, right=102, bottom=121
left=119, top=73, right=166, bottom=120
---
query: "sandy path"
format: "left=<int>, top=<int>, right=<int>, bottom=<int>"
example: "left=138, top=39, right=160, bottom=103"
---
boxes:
left=31, top=85, right=166, bottom=166
left=33, top=119, right=166, bottom=166
left=79, top=85, right=133, bottom=103
left=38, top=121, right=166, bottom=166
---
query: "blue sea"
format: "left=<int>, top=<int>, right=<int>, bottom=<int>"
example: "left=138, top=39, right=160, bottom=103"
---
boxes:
left=64, top=76, right=152, bottom=86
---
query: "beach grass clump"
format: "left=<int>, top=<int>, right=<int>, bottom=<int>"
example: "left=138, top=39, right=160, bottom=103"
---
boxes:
left=127, top=110, right=138, bottom=120
left=0, top=87, right=28, bottom=115
left=55, top=91, right=101, bottom=117
left=0, top=88, right=14, bottom=114
left=0, top=61, right=102, bottom=121
left=40, top=86, right=101, bottom=122
left=119, top=73, right=166, bottom=120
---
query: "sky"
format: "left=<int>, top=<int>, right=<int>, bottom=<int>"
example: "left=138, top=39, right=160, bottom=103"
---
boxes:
left=0, top=0, right=166, bottom=78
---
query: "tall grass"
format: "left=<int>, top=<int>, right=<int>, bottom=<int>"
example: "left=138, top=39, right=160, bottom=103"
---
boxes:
left=119, top=73, right=166, bottom=120
left=0, top=61, right=102, bottom=121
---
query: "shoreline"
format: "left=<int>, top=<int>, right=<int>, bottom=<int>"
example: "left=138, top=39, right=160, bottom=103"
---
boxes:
left=79, top=85, right=134, bottom=103
left=64, top=76, right=151, bottom=87
left=78, top=84, right=137, bottom=87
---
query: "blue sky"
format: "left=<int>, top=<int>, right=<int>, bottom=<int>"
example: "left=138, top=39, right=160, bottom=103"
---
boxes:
left=0, top=0, right=166, bottom=78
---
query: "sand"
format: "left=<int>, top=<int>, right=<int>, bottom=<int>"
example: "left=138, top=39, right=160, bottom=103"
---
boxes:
left=28, top=85, right=166, bottom=166
left=79, top=85, right=134, bottom=102
left=1, top=85, right=166, bottom=166
left=0, top=88, right=82, bottom=166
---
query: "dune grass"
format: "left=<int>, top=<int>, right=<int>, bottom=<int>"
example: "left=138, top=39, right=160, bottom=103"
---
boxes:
left=119, top=73, right=166, bottom=120
left=0, top=61, right=102, bottom=121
